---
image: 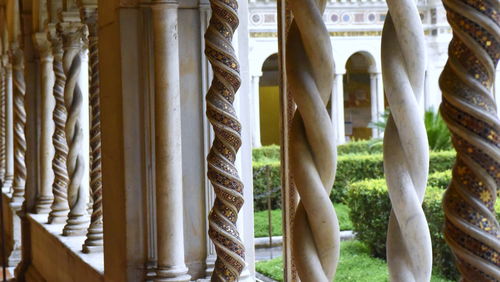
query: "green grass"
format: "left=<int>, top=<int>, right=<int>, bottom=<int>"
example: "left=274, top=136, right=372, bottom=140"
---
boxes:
left=254, top=204, right=353, bottom=238
left=256, top=241, right=453, bottom=282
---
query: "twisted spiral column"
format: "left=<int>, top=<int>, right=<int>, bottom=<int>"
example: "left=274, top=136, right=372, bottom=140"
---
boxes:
left=204, top=0, right=246, bottom=280
left=59, top=23, right=89, bottom=236
left=286, top=1, right=339, bottom=281
left=10, top=44, right=26, bottom=205
left=81, top=7, right=103, bottom=253
left=381, top=0, right=433, bottom=281
left=48, top=27, right=70, bottom=224
left=439, top=0, right=500, bottom=279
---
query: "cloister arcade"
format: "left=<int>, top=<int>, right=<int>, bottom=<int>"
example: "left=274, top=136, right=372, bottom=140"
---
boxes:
left=0, top=0, right=496, bottom=281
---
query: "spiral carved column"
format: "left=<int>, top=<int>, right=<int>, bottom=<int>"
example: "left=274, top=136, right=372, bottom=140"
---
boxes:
left=59, top=23, right=89, bottom=236
left=10, top=44, right=26, bottom=205
left=439, top=0, right=500, bottom=279
left=48, top=27, right=70, bottom=224
left=81, top=7, right=103, bottom=253
left=286, top=1, right=339, bottom=281
left=381, top=0, right=433, bottom=281
left=204, top=0, right=246, bottom=280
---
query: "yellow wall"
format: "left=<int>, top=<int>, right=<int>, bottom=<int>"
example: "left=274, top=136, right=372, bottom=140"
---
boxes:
left=259, top=86, right=281, bottom=145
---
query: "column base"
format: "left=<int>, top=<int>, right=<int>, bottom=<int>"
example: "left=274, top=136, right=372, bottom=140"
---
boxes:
left=35, top=196, right=53, bottom=214
left=48, top=204, right=69, bottom=224
left=82, top=244, right=103, bottom=253
left=154, top=266, right=191, bottom=282
left=63, top=215, right=89, bottom=236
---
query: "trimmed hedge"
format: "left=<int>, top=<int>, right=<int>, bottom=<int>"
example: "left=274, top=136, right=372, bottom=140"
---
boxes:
left=252, top=141, right=383, bottom=163
left=253, top=151, right=456, bottom=210
left=346, top=173, right=500, bottom=280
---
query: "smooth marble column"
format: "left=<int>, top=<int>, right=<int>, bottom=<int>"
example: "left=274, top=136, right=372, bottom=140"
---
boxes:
left=375, top=72, right=384, bottom=137
left=332, top=73, right=345, bottom=145
left=369, top=73, right=378, bottom=138
left=151, top=1, right=190, bottom=281
left=33, top=33, right=55, bottom=214
left=251, top=74, right=262, bottom=148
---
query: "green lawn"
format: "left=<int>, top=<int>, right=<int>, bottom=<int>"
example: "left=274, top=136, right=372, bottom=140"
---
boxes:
left=256, top=241, right=453, bottom=282
left=254, top=204, right=353, bottom=238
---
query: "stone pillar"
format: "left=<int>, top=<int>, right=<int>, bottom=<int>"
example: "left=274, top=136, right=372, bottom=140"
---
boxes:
left=375, top=72, right=384, bottom=137
left=439, top=0, right=500, bottom=279
left=251, top=74, right=262, bottom=148
left=204, top=0, right=247, bottom=280
left=47, top=25, right=70, bottom=224
left=150, top=1, right=190, bottom=281
left=381, top=0, right=432, bottom=281
left=59, top=17, right=90, bottom=236
left=80, top=3, right=104, bottom=254
left=0, top=62, right=5, bottom=182
left=33, top=33, right=55, bottom=214
left=198, top=0, right=217, bottom=277
left=370, top=73, right=378, bottom=138
left=332, top=72, right=345, bottom=145
left=1, top=53, right=13, bottom=192
left=10, top=42, right=27, bottom=205
left=286, top=0, right=339, bottom=281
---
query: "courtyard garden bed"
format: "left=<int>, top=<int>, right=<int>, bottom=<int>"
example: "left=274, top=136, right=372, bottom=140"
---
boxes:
left=255, top=240, right=453, bottom=282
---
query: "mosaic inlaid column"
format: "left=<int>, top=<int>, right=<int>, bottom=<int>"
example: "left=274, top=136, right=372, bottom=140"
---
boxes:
left=33, top=33, right=55, bottom=214
left=286, top=0, right=339, bottom=281
left=10, top=41, right=26, bottom=206
left=47, top=25, right=70, bottom=224
left=381, top=0, right=432, bottom=280
left=151, top=1, right=190, bottom=281
left=204, top=0, right=246, bottom=280
left=81, top=3, right=103, bottom=253
left=439, top=0, right=500, bottom=279
left=59, top=21, right=90, bottom=236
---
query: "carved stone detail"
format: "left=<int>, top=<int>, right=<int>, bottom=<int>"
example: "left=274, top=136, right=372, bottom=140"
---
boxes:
left=439, top=0, right=500, bottom=279
left=381, top=0, right=433, bottom=280
left=48, top=26, right=70, bottom=224
left=285, top=1, right=339, bottom=281
left=204, top=0, right=246, bottom=280
left=58, top=22, right=90, bottom=235
left=10, top=43, right=26, bottom=205
left=81, top=7, right=103, bottom=253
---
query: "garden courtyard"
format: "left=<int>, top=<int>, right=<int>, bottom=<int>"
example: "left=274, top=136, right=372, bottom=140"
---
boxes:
left=251, top=112, right=500, bottom=281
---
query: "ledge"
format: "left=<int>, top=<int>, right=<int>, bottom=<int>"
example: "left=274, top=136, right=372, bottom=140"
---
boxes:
left=26, top=213, right=104, bottom=281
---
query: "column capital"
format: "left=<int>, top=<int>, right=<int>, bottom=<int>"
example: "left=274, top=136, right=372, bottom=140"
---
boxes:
left=57, top=22, right=88, bottom=51
left=33, top=32, right=53, bottom=61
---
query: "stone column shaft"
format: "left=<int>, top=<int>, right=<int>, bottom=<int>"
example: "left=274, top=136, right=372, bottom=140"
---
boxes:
left=81, top=5, right=104, bottom=254
left=251, top=75, right=262, bottom=148
left=332, top=73, right=345, bottom=145
left=3, top=57, right=13, bottom=192
left=59, top=20, right=90, bottom=236
left=10, top=43, right=27, bottom=206
left=151, top=2, right=190, bottom=281
left=34, top=34, right=55, bottom=214
left=369, top=73, right=378, bottom=138
left=47, top=26, right=70, bottom=224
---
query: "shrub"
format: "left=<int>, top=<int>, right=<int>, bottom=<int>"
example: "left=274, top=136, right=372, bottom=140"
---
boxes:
left=346, top=174, right=500, bottom=280
left=253, top=145, right=280, bottom=163
left=253, top=151, right=457, bottom=210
